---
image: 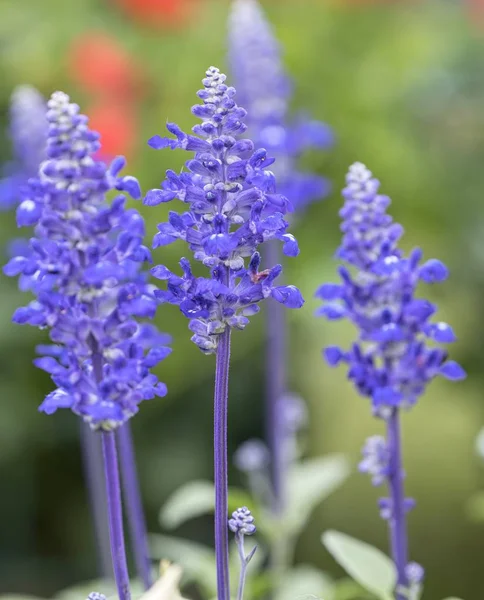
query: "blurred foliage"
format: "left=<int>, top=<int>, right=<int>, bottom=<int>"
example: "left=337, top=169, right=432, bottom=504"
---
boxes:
left=0, top=0, right=484, bottom=599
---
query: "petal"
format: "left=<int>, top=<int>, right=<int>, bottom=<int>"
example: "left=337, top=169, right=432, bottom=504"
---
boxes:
left=419, top=259, right=448, bottom=283
left=271, top=285, right=304, bottom=309
left=439, top=361, right=466, bottom=380
left=324, top=346, right=344, bottom=366
left=315, top=283, right=344, bottom=300
left=315, top=303, right=345, bottom=320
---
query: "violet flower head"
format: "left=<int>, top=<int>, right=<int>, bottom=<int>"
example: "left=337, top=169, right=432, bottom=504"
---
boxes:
left=0, top=85, right=47, bottom=210
left=317, top=162, right=466, bottom=415
left=234, top=439, right=270, bottom=473
left=359, top=435, right=389, bottom=486
left=87, top=594, right=107, bottom=600
left=4, top=91, right=171, bottom=430
left=145, top=67, right=304, bottom=354
left=228, top=0, right=333, bottom=211
left=229, top=506, right=256, bottom=536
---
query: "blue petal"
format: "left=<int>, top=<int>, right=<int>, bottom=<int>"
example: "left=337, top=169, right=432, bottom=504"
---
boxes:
left=425, top=322, right=457, bottom=343
left=281, top=234, right=299, bottom=257
left=315, top=303, right=345, bottom=320
left=17, top=199, right=41, bottom=227
left=372, top=387, right=402, bottom=407
left=439, top=361, right=466, bottom=380
left=144, top=189, right=176, bottom=206
left=324, top=346, right=344, bottom=366
left=315, top=283, right=344, bottom=300
left=148, top=135, right=172, bottom=150
left=271, top=285, right=304, bottom=309
left=419, top=259, right=448, bottom=283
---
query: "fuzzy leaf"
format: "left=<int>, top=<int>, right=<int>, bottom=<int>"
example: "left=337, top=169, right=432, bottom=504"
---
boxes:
left=160, top=480, right=256, bottom=530
left=285, top=454, right=350, bottom=535
left=322, top=530, right=396, bottom=600
left=160, top=480, right=214, bottom=529
left=475, top=427, right=484, bottom=460
left=274, top=564, right=335, bottom=600
left=149, top=534, right=216, bottom=594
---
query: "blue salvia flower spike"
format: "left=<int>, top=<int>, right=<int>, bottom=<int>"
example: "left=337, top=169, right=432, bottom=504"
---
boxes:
left=317, top=162, right=465, bottom=598
left=228, top=0, right=333, bottom=212
left=0, top=85, right=47, bottom=210
left=4, top=91, right=172, bottom=599
left=144, top=66, right=304, bottom=600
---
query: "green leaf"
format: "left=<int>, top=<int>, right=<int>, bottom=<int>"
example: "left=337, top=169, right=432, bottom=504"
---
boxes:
left=0, top=596, right=44, bottom=600
left=160, top=480, right=256, bottom=530
left=274, top=564, right=335, bottom=600
left=322, top=530, right=396, bottom=600
left=285, top=454, right=350, bottom=534
left=475, top=428, right=484, bottom=460
left=160, top=480, right=214, bottom=529
left=149, top=533, right=216, bottom=595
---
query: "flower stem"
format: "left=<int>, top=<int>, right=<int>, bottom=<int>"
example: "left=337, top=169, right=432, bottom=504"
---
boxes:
left=214, top=328, right=231, bottom=600
left=79, top=422, right=113, bottom=580
left=386, top=409, right=408, bottom=598
left=235, top=533, right=248, bottom=600
left=117, top=422, right=153, bottom=590
left=102, top=430, right=131, bottom=600
left=265, top=239, right=286, bottom=515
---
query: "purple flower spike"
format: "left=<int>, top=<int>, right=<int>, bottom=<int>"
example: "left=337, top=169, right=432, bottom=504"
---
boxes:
left=0, top=85, right=47, bottom=210
left=145, top=67, right=304, bottom=355
left=228, top=0, right=332, bottom=212
left=5, top=91, right=171, bottom=430
left=317, top=162, right=466, bottom=598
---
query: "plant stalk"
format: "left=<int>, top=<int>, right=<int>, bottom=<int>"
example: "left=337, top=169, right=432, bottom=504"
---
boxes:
left=117, top=422, right=153, bottom=590
left=265, top=239, right=286, bottom=515
left=214, top=327, right=232, bottom=600
left=102, top=430, right=131, bottom=600
left=79, top=421, right=113, bottom=580
left=386, top=408, right=408, bottom=598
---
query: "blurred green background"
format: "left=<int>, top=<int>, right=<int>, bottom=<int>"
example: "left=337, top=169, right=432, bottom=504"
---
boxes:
left=0, top=0, right=483, bottom=598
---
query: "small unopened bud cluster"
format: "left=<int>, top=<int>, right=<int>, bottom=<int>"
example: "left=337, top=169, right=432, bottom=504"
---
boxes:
left=228, top=506, right=256, bottom=535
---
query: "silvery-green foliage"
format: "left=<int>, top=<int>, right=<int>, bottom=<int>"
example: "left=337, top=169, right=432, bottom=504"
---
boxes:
left=322, top=530, right=397, bottom=600
left=155, top=453, right=349, bottom=599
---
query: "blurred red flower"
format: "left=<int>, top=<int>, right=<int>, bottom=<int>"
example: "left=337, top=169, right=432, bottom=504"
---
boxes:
left=69, top=32, right=146, bottom=99
left=111, top=0, right=198, bottom=28
left=87, top=102, right=137, bottom=161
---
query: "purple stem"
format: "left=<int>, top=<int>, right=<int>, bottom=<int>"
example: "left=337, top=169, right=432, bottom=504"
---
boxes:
left=117, top=422, right=153, bottom=590
left=386, top=409, right=408, bottom=598
left=102, top=430, right=131, bottom=600
left=265, top=239, right=286, bottom=514
left=79, top=421, right=113, bottom=580
left=214, top=327, right=232, bottom=600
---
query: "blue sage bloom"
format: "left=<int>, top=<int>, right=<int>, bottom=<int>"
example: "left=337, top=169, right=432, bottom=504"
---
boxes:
left=145, top=66, right=304, bottom=354
left=317, top=162, right=465, bottom=409
left=228, top=0, right=333, bottom=212
left=0, top=85, right=47, bottom=210
left=4, top=91, right=171, bottom=430
left=317, top=162, right=465, bottom=595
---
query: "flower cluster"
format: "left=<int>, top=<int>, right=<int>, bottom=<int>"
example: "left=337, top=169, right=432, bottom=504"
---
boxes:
left=359, top=435, right=389, bottom=486
left=0, top=85, right=47, bottom=210
left=228, top=506, right=256, bottom=536
left=317, top=162, right=465, bottom=415
left=228, top=0, right=333, bottom=211
left=145, top=67, right=304, bottom=353
left=4, top=91, right=170, bottom=429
